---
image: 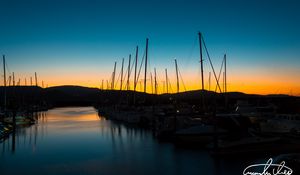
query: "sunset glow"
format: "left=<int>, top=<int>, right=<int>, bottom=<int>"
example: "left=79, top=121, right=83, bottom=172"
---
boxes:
left=0, top=0, right=299, bottom=96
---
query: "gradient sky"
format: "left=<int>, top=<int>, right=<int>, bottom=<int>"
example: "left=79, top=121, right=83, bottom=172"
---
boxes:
left=0, top=0, right=299, bottom=95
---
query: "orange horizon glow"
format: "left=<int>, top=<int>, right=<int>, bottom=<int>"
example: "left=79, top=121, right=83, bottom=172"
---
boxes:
left=4, top=67, right=300, bottom=96
left=37, top=78, right=300, bottom=97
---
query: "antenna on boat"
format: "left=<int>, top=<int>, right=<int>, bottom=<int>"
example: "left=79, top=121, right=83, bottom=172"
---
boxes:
left=165, top=68, right=168, bottom=93
left=120, top=58, right=124, bottom=90
left=175, top=59, right=180, bottom=93
left=144, top=38, right=149, bottom=93
left=127, top=54, right=131, bottom=90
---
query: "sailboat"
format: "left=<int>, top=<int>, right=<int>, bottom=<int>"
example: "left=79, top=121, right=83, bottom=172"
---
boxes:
left=172, top=32, right=230, bottom=145
left=259, top=114, right=300, bottom=133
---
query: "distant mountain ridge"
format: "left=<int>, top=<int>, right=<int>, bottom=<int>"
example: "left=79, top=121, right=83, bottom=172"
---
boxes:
left=0, top=85, right=298, bottom=113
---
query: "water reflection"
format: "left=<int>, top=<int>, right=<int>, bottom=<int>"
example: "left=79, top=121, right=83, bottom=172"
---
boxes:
left=0, top=107, right=248, bottom=175
left=0, top=111, right=46, bottom=155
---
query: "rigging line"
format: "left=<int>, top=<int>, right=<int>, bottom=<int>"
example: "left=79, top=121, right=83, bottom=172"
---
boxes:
left=168, top=80, right=173, bottom=93
left=201, top=36, right=222, bottom=93
left=5, top=61, right=11, bottom=77
left=178, top=69, right=187, bottom=92
left=1, top=60, right=11, bottom=85
left=114, top=63, right=122, bottom=88
left=125, top=55, right=136, bottom=90
left=214, top=57, right=225, bottom=92
left=137, top=50, right=146, bottom=80
left=148, top=72, right=152, bottom=93
left=136, top=49, right=146, bottom=89
left=129, top=56, right=135, bottom=77
left=6, top=77, right=9, bottom=85
left=169, top=82, right=173, bottom=93
left=185, top=36, right=198, bottom=67
left=148, top=55, right=151, bottom=79
left=108, top=72, right=113, bottom=89
left=124, top=66, right=132, bottom=90
left=120, top=55, right=133, bottom=90
left=121, top=66, right=128, bottom=90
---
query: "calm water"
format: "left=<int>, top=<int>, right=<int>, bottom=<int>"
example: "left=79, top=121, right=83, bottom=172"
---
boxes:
left=0, top=107, right=255, bottom=175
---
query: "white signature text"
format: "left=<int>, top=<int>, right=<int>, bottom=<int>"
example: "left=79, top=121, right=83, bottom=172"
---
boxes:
left=243, top=158, right=293, bottom=175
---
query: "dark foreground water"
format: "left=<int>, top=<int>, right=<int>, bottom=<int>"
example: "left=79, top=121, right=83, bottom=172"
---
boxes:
left=0, top=107, right=259, bottom=175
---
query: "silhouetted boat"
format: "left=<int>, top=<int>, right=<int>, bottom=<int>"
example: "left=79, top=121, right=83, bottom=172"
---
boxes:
left=260, top=114, right=300, bottom=133
left=209, top=136, right=282, bottom=156
left=0, top=123, right=13, bottom=140
left=3, top=115, right=35, bottom=126
left=175, top=124, right=227, bottom=145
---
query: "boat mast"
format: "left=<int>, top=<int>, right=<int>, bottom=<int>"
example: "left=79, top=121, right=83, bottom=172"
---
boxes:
left=199, top=32, right=207, bottom=110
left=134, top=46, right=138, bottom=92
left=35, top=73, right=38, bottom=86
left=144, top=38, right=149, bottom=93
left=198, top=32, right=204, bottom=91
left=175, top=59, right=179, bottom=93
left=13, top=72, right=15, bottom=86
left=127, top=54, right=131, bottom=90
left=35, top=72, right=38, bottom=86
left=154, top=68, right=157, bottom=94
left=224, top=54, right=228, bottom=109
left=224, top=54, right=227, bottom=93
left=120, top=58, right=124, bottom=90
left=112, top=61, right=117, bottom=90
left=133, top=46, right=138, bottom=105
left=8, top=76, right=11, bottom=86
left=165, top=68, right=168, bottom=93
left=3, top=55, right=6, bottom=112
left=30, top=77, right=32, bottom=86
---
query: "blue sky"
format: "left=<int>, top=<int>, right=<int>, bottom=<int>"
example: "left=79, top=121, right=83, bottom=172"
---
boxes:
left=0, top=0, right=299, bottom=94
